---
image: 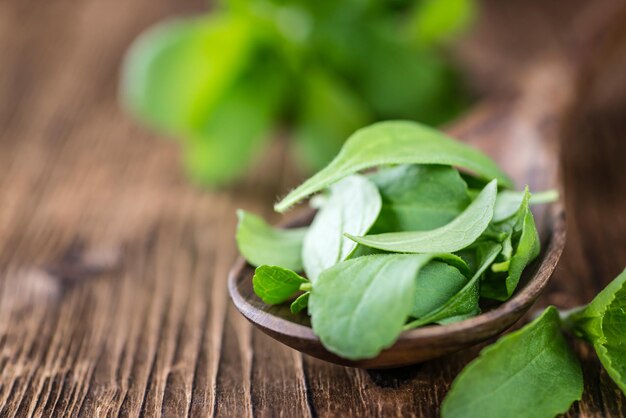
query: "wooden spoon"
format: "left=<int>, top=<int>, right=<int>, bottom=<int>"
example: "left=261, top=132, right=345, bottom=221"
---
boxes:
left=228, top=4, right=626, bottom=368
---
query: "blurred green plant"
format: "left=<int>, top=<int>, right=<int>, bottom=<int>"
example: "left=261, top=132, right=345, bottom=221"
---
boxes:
left=121, top=0, right=475, bottom=186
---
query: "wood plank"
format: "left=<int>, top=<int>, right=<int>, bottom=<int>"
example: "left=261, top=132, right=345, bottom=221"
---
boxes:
left=0, top=0, right=625, bottom=416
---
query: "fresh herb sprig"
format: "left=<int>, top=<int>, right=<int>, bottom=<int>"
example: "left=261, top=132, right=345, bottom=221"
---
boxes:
left=236, top=120, right=556, bottom=359
left=235, top=119, right=624, bottom=417
left=121, top=0, right=474, bottom=186
left=442, top=269, right=626, bottom=418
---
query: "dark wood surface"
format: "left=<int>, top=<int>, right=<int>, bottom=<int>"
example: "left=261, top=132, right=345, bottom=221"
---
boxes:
left=0, top=0, right=625, bottom=417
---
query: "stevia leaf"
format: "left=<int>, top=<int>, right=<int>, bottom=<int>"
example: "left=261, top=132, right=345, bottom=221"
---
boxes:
left=290, top=292, right=310, bottom=313
left=368, top=164, right=470, bottom=232
left=493, top=189, right=558, bottom=222
left=293, top=69, right=370, bottom=171
left=346, top=179, right=496, bottom=254
left=411, top=261, right=468, bottom=319
left=441, top=306, right=583, bottom=418
left=568, top=269, right=626, bottom=324
left=481, top=189, right=541, bottom=301
left=351, top=29, right=466, bottom=124
left=434, top=253, right=471, bottom=277
left=565, top=269, right=626, bottom=394
left=598, top=285, right=626, bottom=395
left=405, top=243, right=501, bottom=328
left=302, top=175, right=381, bottom=282
left=180, top=59, right=285, bottom=185
left=252, top=265, right=309, bottom=305
left=274, top=121, right=513, bottom=212
left=121, top=14, right=252, bottom=137
left=410, top=0, right=475, bottom=47
left=236, top=210, right=307, bottom=271
left=309, top=254, right=433, bottom=360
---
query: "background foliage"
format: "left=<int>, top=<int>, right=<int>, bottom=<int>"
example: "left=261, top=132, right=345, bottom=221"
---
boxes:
left=122, top=0, right=474, bottom=185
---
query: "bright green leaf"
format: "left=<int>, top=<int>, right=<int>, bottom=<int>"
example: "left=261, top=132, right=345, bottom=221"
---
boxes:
left=236, top=210, right=307, bottom=271
left=405, top=243, right=501, bottom=328
left=441, top=306, right=583, bottom=418
left=121, top=14, right=253, bottom=136
left=302, top=175, right=381, bottom=281
left=410, top=0, right=475, bottom=47
left=293, top=69, right=370, bottom=171
left=275, top=121, right=512, bottom=212
left=352, top=28, right=466, bottom=123
left=181, top=57, right=286, bottom=185
left=493, top=189, right=558, bottom=222
left=434, top=253, right=472, bottom=277
left=565, top=268, right=626, bottom=394
left=252, top=265, right=309, bottom=305
left=309, top=254, right=433, bottom=359
left=411, top=261, right=468, bottom=318
left=481, top=189, right=541, bottom=301
left=290, top=291, right=310, bottom=313
left=346, top=179, right=496, bottom=254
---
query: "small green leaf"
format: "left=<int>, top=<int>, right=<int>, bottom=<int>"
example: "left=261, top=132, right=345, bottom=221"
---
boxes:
left=410, top=0, right=475, bottom=47
left=405, top=243, right=501, bottom=328
left=434, top=253, right=472, bottom=277
left=121, top=14, right=253, bottom=136
left=236, top=210, right=307, bottom=271
left=411, top=261, right=468, bottom=319
left=252, top=265, right=309, bottom=305
left=274, top=120, right=513, bottom=212
left=309, top=254, right=433, bottom=359
left=368, top=164, right=470, bottom=232
left=180, top=56, right=286, bottom=185
left=351, top=30, right=466, bottom=123
left=441, top=306, right=583, bottom=418
left=290, top=292, right=310, bottom=313
left=302, top=175, right=381, bottom=281
left=481, top=189, right=541, bottom=301
left=493, top=189, right=558, bottom=222
left=565, top=269, right=626, bottom=394
left=346, top=179, right=496, bottom=254
left=293, top=69, right=370, bottom=171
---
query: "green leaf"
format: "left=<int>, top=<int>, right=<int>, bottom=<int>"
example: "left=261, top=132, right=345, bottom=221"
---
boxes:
left=410, top=0, right=475, bottom=47
left=275, top=121, right=512, bottom=212
left=441, top=306, right=583, bottom=418
left=434, top=253, right=472, bottom=277
left=405, top=243, right=501, bottom=328
left=121, top=14, right=253, bottom=137
left=252, top=265, right=309, bottom=305
left=351, top=29, right=466, bottom=123
left=565, top=269, right=626, bottom=394
left=293, top=70, right=370, bottom=171
left=302, top=175, right=381, bottom=281
left=290, top=291, right=310, bottom=313
left=481, top=189, right=541, bottom=301
left=411, top=261, right=468, bottom=318
left=346, top=179, right=496, bottom=254
left=309, top=254, right=433, bottom=359
left=180, top=56, right=286, bottom=185
left=493, top=189, right=558, bottom=222
left=236, top=210, right=307, bottom=271
left=368, top=164, right=470, bottom=232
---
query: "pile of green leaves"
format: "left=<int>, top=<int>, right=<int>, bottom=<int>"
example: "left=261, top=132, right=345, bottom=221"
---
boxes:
left=236, top=120, right=556, bottom=360
left=441, top=268, right=626, bottom=418
left=121, top=0, right=474, bottom=186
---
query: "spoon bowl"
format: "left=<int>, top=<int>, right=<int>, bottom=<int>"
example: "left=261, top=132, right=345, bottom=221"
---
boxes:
left=228, top=59, right=570, bottom=368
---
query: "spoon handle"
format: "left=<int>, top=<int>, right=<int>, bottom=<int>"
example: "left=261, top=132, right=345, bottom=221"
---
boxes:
left=448, top=1, right=626, bottom=194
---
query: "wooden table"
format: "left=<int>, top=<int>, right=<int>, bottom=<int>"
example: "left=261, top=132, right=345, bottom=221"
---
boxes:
left=1, top=0, right=624, bottom=416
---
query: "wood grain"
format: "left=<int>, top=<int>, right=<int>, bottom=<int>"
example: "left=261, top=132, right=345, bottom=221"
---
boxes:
left=0, top=0, right=624, bottom=417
